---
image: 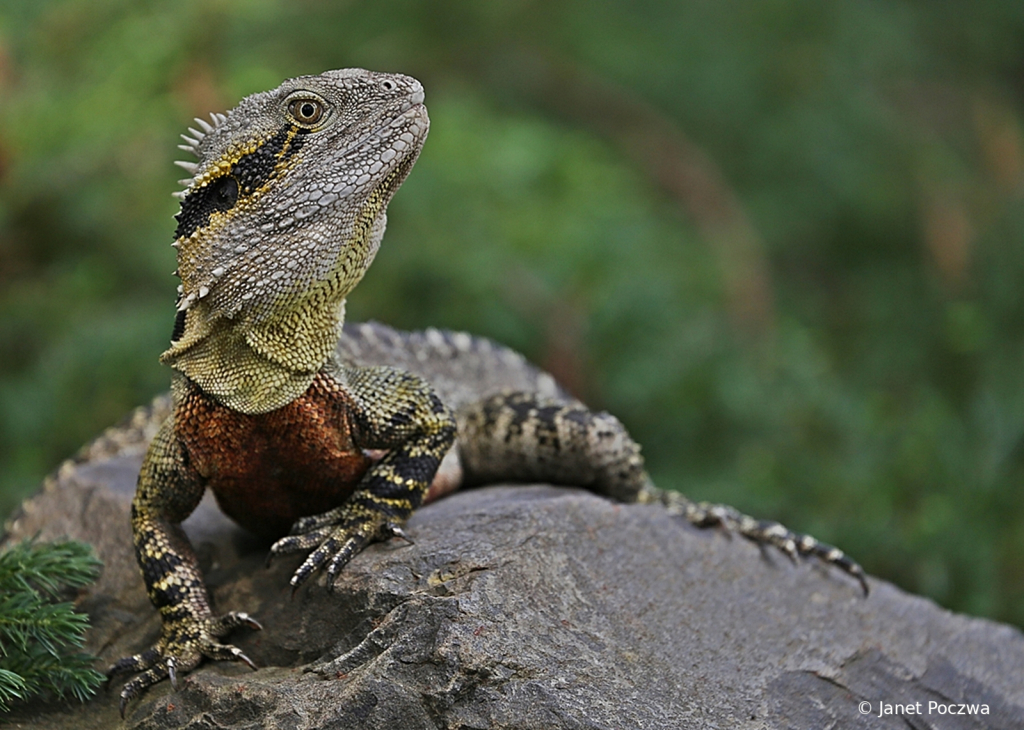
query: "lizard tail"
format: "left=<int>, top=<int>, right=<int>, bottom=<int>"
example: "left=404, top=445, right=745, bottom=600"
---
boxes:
left=454, top=391, right=649, bottom=503
left=637, top=483, right=869, bottom=595
left=427, top=385, right=870, bottom=597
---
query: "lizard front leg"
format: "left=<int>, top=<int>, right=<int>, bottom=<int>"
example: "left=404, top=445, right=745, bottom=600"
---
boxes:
left=108, top=415, right=260, bottom=716
left=269, top=363, right=457, bottom=588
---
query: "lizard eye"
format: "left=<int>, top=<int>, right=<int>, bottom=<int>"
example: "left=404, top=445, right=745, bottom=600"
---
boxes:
left=288, top=98, right=326, bottom=126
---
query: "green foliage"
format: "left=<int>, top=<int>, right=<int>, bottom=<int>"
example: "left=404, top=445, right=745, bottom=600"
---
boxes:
left=1, top=0, right=1023, bottom=628
left=0, top=539, right=104, bottom=711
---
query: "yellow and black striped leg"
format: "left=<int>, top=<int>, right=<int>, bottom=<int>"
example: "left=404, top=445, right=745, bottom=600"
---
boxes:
left=269, top=365, right=456, bottom=589
left=108, top=417, right=261, bottom=716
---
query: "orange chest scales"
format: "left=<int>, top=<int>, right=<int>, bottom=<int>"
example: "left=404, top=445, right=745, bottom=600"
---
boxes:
left=174, top=373, right=372, bottom=539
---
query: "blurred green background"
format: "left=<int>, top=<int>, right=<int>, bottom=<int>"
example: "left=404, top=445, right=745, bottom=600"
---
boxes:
left=1, top=0, right=1023, bottom=627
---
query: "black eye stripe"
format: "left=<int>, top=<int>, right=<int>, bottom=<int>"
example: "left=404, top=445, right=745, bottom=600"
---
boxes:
left=174, top=176, right=239, bottom=240
left=174, top=126, right=308, bottom=240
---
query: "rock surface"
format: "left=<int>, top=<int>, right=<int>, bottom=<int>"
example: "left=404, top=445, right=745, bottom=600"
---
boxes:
left=3, top=450, right=1024, bottom=729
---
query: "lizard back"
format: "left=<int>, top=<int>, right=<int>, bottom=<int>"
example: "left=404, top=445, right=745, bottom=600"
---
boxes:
left=338, top=321, right=571, bottom=410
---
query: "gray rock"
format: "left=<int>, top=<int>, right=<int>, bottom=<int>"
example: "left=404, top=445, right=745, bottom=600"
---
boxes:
left=3, top=452, right=1024, bottom=729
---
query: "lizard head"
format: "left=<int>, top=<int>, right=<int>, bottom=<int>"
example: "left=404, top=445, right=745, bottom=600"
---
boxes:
left=161, top=68, right=428, bottom=412
left=169, top=68, right=428, bottom=333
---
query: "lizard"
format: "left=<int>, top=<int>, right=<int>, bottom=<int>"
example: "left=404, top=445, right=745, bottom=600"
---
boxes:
left=107, top=68, right=868, bottom=716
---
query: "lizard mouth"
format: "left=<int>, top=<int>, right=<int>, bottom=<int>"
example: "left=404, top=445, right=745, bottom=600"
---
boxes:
left=367, top=149, right=419, bottom=215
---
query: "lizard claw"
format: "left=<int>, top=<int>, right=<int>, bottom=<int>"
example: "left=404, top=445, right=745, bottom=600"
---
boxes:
left=280, top=505, right=397, bottom=590
left=215, top=610, right=263, bottom=633
left=383, top=522, right=414, bottom=544
left=119, top=688, right=133, bottom=719
left=231, top=646, right=258, bottom=671
left=166, top=657, right=179, bottom=690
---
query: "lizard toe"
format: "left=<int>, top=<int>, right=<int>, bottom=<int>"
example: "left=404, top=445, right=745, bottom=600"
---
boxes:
left=212, top=610, right=263, bottom=635
left=118, top=663, right=169, bottom=718
left=324, top=532, right=372, bottom=583
left=199, top=638, right=258, bottom=670
left=287, top=512, right=386, bottom=589
left=107, top=647, right=160, bottom=679
left=269, top=527, right=332, bottom=560
left=288, top=507, right=345, bottom=535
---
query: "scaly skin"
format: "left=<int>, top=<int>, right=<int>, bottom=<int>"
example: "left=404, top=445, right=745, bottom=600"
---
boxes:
left=110, top=69, right=456, bottom=715
left=110, top=69, right=867, bottom=716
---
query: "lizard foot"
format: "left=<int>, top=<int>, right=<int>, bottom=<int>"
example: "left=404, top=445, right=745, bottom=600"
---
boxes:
left=108, top=610, right=261, bottom=717
left=269, top=503, right=403, bottom=590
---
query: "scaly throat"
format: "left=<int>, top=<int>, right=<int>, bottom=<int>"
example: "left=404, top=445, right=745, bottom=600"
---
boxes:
left=160, top=296, right=347, bottom=415
left=162, top=162, right=397, bottom=415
